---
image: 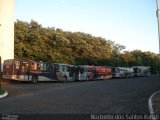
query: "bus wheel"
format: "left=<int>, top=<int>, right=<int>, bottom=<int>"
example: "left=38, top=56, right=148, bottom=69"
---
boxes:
left=63, top=76, right=67, bottom=82
left=120, top=74, right=123, bottom=78
left=32, top=76, right=38, bottom=84
left=86, top=76, right=89, bottom=81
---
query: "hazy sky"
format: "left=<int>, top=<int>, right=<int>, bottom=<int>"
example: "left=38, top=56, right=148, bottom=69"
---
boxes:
left=15, top=0, right=158, bottom=53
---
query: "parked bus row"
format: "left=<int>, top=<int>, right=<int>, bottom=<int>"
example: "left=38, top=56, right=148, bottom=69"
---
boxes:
left=2, top=59, right=112, bottom=83
left=2, top=59, right=151, bottom=83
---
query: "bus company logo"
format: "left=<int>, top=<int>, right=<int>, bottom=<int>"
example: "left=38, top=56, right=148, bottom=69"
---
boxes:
left=1, top=114, right=18, bottom=120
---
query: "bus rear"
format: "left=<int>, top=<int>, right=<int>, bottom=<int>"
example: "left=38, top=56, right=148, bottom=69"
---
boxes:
left=3, top=59, right=31, bottom=81
left=3, top=59, right=18, bottom=80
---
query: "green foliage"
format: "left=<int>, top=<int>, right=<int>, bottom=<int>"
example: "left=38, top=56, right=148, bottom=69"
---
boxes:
left=14, top=20, right=160, bottom=74
left=14, top=20, right=114, bottom=64
left=0, top=88, right=5, bottom=95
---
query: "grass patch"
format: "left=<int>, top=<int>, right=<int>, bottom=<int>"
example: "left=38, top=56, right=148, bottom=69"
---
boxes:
left=0, top=87, right=5, bottom=95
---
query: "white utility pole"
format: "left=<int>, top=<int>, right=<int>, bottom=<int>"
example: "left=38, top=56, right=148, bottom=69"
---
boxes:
left=156, top=0, right=160, bottom=54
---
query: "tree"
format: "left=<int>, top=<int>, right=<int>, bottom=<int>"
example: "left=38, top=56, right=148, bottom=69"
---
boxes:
left=14, top=20, right=160, bottom=74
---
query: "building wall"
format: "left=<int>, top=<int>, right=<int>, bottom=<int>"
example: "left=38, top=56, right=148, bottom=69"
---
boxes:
left=0, top=0, right=14, bottom=71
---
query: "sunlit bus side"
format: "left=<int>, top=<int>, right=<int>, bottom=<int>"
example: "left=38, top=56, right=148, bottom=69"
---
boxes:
left=2, top=59, right=76, bottom=83
left=2, top=59, right=50, bottom=83
left=27, top=62, right=75, bottom=82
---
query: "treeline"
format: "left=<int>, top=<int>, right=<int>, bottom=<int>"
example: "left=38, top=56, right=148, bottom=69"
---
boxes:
left=14, top=20, right=160, bottom=74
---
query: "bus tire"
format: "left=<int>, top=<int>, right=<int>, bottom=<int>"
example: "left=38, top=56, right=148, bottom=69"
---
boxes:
left=129, top=74, right=132, bottom=78
left=63, top=76, right=67, bottom=82
left=32, top=76, right=38, bottom=84
left=86, top=76, right=89, bottom=81
left=120, top=74, right=122, bottom=78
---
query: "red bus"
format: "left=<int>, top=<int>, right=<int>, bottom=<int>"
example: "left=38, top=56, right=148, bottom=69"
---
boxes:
left=74, top=65, right=112, bottom=81
left=94, top=66, right=112, bottom=80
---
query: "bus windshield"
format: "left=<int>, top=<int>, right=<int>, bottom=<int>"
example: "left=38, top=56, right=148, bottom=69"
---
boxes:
left=133, top=68, right=139, bottom=73
left=112, top=68, right=120, bottom=73
left=4, top=60, right=13, bottom=65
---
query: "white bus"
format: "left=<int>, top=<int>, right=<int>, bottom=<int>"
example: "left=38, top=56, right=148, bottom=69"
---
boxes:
left=112, top=67, right=134, bottom=78
left=132, top=66, right=151, bottom=77
left=54, top=63, right=75, bottom=82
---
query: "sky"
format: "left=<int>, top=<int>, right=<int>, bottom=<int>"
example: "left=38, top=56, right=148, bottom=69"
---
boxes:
left=15, top=0, right=159, bottom=53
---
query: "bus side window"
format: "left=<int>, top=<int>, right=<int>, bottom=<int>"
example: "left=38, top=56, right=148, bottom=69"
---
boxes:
left=46, top=63, right=49, bottom=72
left=15, top=61, right=20, bottom=70
left=50, top=64, right=55, bottom=73
left=68, top=66, right=74, bottom=77
left=55, top=65, right=60, bottom=72
left=102, top=68, right=105, bottom=73
left=62, top=65, right=65, bottom=72
left=40, top=63, right=45, bottom=71
left=37, top=63, right=40, bottom=71
left=31, top=63, right=37, bottom=71
left=117, top=68, right=120, bottom=73
left=80, top=67, right=84, bottom=74
left=40, top=63, right=49, bottom=72
left=21, top=63, right=29, bottom=73
left=67, top=66, right=69, bottom=72
left=106, top=68, right=109, bottom=73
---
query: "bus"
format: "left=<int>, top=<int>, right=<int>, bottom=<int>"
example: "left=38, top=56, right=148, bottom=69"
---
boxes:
left=3, top=59, right=32, bottom=81
left=94, top=66, right=112, bottom=80
left=74, top=65, right=112, bottom=81
left=112, top=67, right=134, bottom=78
left=54, top=63, right=75, bottom=82
left=132, top=66, right=151, bottom=77
left=2, top=59, right=76, bottom=83
left=74, top=65, right=94, bottom=81
left=28, top=62, right=76, bottom=82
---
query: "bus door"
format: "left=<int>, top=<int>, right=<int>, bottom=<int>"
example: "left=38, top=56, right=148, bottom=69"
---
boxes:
left=68, top=66, right=74, bottom=80
left=20, top=61, right=29, bottom=80
left=74, top=66, right=80, bottom=81
left=39, top=62, right=50, bottom=81
left=74, top=66, right=85, bottom=81
left=79, top=67, right=86, bottom=80
left=49, top=63, right=57, bottom=81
